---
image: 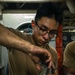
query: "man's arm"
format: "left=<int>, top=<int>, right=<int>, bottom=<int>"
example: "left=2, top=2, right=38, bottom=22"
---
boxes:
left=0, top=23, right=33, bottom=53
left=63, top=42, right=75, bottom=75
left=0, top=23, right=53, bottom=68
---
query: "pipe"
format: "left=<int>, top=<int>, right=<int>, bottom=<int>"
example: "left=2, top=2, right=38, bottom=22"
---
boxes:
left=0, top=0, right=65, bottom=3
left=66, top=0, right=75, bottom=14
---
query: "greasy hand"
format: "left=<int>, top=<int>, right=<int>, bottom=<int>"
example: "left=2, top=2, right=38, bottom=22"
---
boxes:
left=30, top=45, right=55, bottom=69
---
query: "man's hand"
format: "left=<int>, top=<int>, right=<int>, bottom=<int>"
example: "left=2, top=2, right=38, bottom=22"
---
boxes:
left=30, top=45, right=55, bottom=69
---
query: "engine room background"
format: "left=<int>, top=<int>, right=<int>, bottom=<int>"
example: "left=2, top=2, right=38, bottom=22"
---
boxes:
left=0, top=12, right=56, bottom=75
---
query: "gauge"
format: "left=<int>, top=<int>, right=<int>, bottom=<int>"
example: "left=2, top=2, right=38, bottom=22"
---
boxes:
left=71, top=35, right=75, bottom=40
left=63, top=36, right=67, bottom=41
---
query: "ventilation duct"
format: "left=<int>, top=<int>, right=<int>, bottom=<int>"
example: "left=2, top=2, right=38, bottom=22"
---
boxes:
left=66, top=0, right=75, bottom=14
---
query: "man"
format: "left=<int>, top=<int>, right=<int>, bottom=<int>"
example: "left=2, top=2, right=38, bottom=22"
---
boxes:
left=63, top=41, right=75, bottom=75
left=0, top=3, right=63, bottom=75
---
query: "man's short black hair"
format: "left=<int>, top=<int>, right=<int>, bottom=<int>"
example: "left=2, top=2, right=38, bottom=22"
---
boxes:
left=35, top=2, right=63, bottom=25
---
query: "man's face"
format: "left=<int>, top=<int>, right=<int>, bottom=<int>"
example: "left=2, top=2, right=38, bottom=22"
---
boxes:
left=32, top=17, right=58, bottom=46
